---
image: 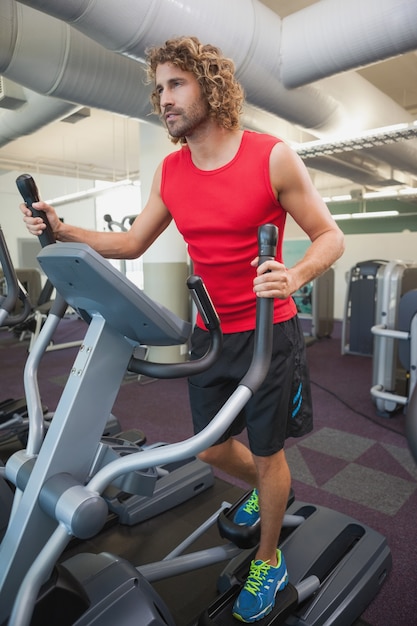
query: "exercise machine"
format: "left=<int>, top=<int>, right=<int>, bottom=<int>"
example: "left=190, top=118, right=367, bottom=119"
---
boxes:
left=0, top=224, right=33, bottom=539
left=406, top=368, right=417, bottom=465
left=0, top=225, right=32, bottom=332
left=341, top=260, right=388, bottom=356
left=371, top=288, right=417, bottom=417
left=370, top=260, right=417, bottom=416
left=293, top=268, right=334, bottom=342
left=13, top=276, right=83, bottom=354
left=103, top=213, right=137, bottom=232
left=14, top=175, right=214, bottom=523
left=0, top=221, right=391, bottom=625
left=0, top=219, right=316, bottom=626
left=0, top=226, right=50, bottom=447
left=0, top=232, right=82, bottom=355
left=0, top=219, right=232, bottom=624
left=103, top=212, right=137, bottom=276
left=0, top=179, right=391, bottom=624
left=0, top=220, right=119, bottom=444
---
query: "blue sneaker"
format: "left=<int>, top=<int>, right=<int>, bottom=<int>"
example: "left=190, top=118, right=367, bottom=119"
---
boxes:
left=233, top=489, right=260, bottom=526
left=232, top=549, right=288, bottom=623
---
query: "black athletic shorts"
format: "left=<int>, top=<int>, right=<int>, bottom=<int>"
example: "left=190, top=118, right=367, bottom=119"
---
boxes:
left=188, top=315, right=313, bottom=456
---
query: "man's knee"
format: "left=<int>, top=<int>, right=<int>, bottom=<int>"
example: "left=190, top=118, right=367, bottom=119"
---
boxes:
left=254, top=448, right=288, bottom=476
left=197, top=448, right=212, bottom=465
left=197, top=440, right=230, bottom=465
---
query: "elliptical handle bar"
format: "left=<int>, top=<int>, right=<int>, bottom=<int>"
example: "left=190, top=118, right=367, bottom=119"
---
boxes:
left=187, top=274, right=220, bottom=331
left=16, top=174, right=55, bottom=248
left=128, top=274, right=223, bottom=379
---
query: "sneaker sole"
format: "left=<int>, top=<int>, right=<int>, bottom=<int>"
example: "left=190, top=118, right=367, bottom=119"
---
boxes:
left=232, top=575, right=288, bottom=623
left=232, top=604, right=273, bottom=623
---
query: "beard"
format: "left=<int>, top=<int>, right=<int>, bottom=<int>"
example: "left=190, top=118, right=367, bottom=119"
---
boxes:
left=164, top=97, right=210, bottom=139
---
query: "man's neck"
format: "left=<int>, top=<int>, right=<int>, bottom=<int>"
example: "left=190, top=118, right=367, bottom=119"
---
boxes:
left=186, top=124, right=244, bottom=171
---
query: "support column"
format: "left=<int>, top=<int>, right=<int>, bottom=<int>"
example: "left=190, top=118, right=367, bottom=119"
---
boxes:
left=139, top=123, right=190, bottom=362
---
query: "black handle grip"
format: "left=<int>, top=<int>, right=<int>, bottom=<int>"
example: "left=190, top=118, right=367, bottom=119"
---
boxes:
left=187, top=274, right=220, bottom=331
left=239, top=224, right=278, bottom=394
left=258, top=223, right=278, bottom=264
left=16, top=173, right=56, bottom=247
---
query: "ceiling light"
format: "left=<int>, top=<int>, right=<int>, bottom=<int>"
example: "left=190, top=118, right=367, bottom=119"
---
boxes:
left=351, top=210, right=399, bottom=219
left=325, top=187, right=417, bottom=203
left=46, top=179, right=137, bottom=206
left=332, top=210, right=400, bottom=221
left=330, top=194, right=352, bottom=201
left=362, top=190, right=398, bottom=199
left=398, top=187, right=417, bottom=197
left=332, top=214, right=352, bottom=221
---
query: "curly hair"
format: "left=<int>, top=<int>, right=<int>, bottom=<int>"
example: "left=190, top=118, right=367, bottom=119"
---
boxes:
left=145, top=36, right=244, bottom=143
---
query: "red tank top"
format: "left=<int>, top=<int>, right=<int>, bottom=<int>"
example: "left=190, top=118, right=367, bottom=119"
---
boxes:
left=160, top=130, right=297, bottom=332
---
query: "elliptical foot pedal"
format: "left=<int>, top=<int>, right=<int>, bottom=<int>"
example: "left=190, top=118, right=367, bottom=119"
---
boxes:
left=198, top=581, right=299, bottom=625
left=217, top=488, right=296, bottom=550
left=217, top=490, right=260, bottom=549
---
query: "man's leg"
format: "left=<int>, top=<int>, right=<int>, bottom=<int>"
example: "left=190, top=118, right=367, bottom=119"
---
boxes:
left=232, top=449, right=290, bottom=622
left=253, top=448, right=291, bottom=565
left=197, top=437, right=258, bottom=487
left=198, top=441, right=291, bottom=549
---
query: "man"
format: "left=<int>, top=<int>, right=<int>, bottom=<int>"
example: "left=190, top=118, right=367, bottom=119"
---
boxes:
left=22, top=36, right=344, bottom=623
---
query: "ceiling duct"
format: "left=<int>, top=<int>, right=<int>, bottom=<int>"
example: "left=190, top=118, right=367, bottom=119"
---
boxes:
left=0, top=84, right=82, bottom=148
left=0, top=1, right=153, bottom=120
left=15, top=0, right=416, bottom=131
left=1, top=0, right=417, bottom=189
left=281, top=0, right=417, bottom=88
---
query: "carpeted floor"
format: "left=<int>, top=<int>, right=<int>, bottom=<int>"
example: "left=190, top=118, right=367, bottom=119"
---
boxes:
left=1, top=317, right=416, bottom=625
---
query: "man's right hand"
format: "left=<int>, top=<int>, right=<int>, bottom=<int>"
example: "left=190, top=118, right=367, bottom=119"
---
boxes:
left=20, top=201, right=60, bottom=238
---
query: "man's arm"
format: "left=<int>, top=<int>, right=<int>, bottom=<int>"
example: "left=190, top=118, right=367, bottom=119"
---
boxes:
left=253, top=141, right=345, bottom=299
left=21, top=164, right=172, bottom=260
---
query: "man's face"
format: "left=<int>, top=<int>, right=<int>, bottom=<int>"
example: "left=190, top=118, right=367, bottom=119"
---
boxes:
left=155, top=63, right=209, bottom=138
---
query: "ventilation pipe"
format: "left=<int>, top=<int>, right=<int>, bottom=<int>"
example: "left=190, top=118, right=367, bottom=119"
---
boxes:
left=4, top=0, right=417, bottom=186
left=1, top=1, right=152, bottom=120
left=16, top=0, right=417, bottom=132
left=281, top=0, right=417, bottom=88
left=0, top=86, right=81, bottom=147
left=13, top=0, right=345, bottom=134
left=0, top=1, right=80, bottom=147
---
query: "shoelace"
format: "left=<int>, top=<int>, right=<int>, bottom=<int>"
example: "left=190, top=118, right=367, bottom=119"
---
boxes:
left=242, top=491, right=259, bottom=514
left=244, top=560, right=272, bottom=596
